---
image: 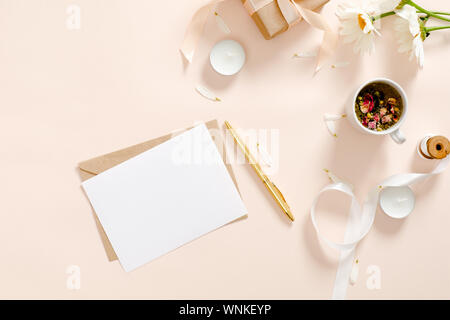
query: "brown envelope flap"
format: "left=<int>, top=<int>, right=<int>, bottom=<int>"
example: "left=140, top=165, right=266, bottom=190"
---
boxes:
left=79, top=132, right=175, bottom=176
left=78, top=120, right=242, bottom=262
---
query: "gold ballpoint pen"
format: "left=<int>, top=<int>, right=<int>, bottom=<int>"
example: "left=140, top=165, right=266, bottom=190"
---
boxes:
left=224, top=121, right=295, bottom=222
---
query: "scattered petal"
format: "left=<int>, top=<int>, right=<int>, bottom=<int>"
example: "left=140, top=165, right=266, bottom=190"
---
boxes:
left=323, top=113, right=346, bottom=137
left=325, top=120, right=338, bottom=138
left=214, top=12, right=231, bottom=34
left=323, top=168, right=340, bottom=183
left=323, top=113, right=347, bottom=121
left=349, top=258, right=359, bottom=285
left=331, top=61, right=350, bottom=68
left=292, top=51, right=317, bottom=58
left=195, top=85, right=221, bottom=102
left=323, top=169, right=354, bottom=190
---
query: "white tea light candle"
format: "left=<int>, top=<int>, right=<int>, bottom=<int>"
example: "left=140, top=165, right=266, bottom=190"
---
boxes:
left=379, top=186, right=415, bottom=219
left=210, top=40, right=245, bottom=76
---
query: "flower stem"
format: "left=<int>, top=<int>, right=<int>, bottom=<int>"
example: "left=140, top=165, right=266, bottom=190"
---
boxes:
left=429, top=11, right=450, bottom=16
left=417, top=11, right=450, bottom=17
left=425, top=25, right=450, bottom=32
left=372, top=11, right=395, bottom=21
left=408, top=1, right=450, bottom=22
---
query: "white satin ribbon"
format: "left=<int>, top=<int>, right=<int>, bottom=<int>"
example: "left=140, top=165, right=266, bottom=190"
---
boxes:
left=291, top=1, right=338, bottom=72
left=181, top=0, right=224, bottom=63
left=312, top=156, right=450, bottom=299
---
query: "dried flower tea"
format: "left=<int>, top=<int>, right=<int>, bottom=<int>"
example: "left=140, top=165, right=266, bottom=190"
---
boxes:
left=354, top=82, right=403, bottom=131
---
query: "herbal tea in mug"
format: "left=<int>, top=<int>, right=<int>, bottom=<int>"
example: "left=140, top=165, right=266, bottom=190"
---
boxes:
left=355, top=82, right=403, bottom=131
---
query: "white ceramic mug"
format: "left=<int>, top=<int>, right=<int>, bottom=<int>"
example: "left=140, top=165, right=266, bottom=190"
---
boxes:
left=347, top=78, right=408, bottom=144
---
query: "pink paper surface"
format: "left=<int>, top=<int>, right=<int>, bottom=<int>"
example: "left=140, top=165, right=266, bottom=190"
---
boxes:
left=0, top=0, right=449, bottom=299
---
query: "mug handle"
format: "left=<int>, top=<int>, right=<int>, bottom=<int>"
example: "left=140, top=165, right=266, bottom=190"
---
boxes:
left=390, top=129, right=406, bottom=144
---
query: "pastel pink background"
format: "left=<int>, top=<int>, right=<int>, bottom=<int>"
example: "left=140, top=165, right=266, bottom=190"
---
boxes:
left=0, top=0, right=449, bottom=299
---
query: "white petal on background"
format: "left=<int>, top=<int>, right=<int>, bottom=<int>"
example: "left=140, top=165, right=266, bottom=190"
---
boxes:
left=195, top=85, right=221, bottom=102
left=323, top=113, right=347, bottom=121
left=214, top=12, right=231, bottom=34
left=331, top=61, right=351, bottom=68
left=323, top=113, right=346, bottom=138
left=325, top=120, right=338, bottom=138
left=257, top=142, right=273, bottom=167
left=292, top=51, right=317, bottom=58
left=349, top=259, right=359, bottom=285
left=324, top=168, right=341, bottom=183
left=323, top=169, right=354, bottom=190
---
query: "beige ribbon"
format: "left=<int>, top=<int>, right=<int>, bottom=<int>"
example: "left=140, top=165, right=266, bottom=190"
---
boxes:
left=180, top=0, right=337, bottom=71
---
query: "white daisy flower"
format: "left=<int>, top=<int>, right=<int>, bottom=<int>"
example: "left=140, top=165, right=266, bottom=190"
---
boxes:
left=336, top=0, right=382, bottom=55
left=394, top=5, right=425, bottom=67
left=382, top=0, right=404, bottom=11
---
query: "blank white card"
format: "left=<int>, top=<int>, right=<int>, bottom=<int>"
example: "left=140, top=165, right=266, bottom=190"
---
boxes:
left=82, top=124, right=247, bottom=272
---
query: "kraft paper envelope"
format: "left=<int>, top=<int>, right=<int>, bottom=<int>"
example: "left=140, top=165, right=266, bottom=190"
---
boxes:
left=78, top=120, right=242, bottom=262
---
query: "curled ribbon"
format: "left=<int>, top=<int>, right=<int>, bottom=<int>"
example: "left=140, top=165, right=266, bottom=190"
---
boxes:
left=180, top=0, right=338, bottom=72
left=181, top=0, right=224, bottom=64
left=285, top=0, right=338, bottom=72
left=311, top=156, right=450, bottom=299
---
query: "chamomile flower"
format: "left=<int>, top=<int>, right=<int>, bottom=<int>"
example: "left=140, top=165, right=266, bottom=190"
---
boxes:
left=336, top=0, right=382, bottom=54
left=394, top=5, right=425, bottom=67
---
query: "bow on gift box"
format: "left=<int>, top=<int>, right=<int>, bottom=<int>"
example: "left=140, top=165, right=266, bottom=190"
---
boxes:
left=180, top=0, right=338, bottom=72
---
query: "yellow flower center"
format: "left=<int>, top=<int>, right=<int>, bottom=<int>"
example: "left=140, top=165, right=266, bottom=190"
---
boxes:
left=358, top=14, right=367, bottom=31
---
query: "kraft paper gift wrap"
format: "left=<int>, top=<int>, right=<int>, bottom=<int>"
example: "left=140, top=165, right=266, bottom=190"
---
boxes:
left=78, top=120, right=242, bottom=262
left=242, top=0, right=329, bottom=39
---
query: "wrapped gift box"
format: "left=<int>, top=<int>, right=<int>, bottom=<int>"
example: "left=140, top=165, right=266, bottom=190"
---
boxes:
left=242, top=0, right=329, bottom=39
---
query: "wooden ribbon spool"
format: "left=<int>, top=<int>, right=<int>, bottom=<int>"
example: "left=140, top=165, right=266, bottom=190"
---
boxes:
left=418, top=135, right=450, bottom=160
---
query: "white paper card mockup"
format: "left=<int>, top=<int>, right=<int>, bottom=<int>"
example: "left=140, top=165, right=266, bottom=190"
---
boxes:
left=82, top=123, right=247, bottom=272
